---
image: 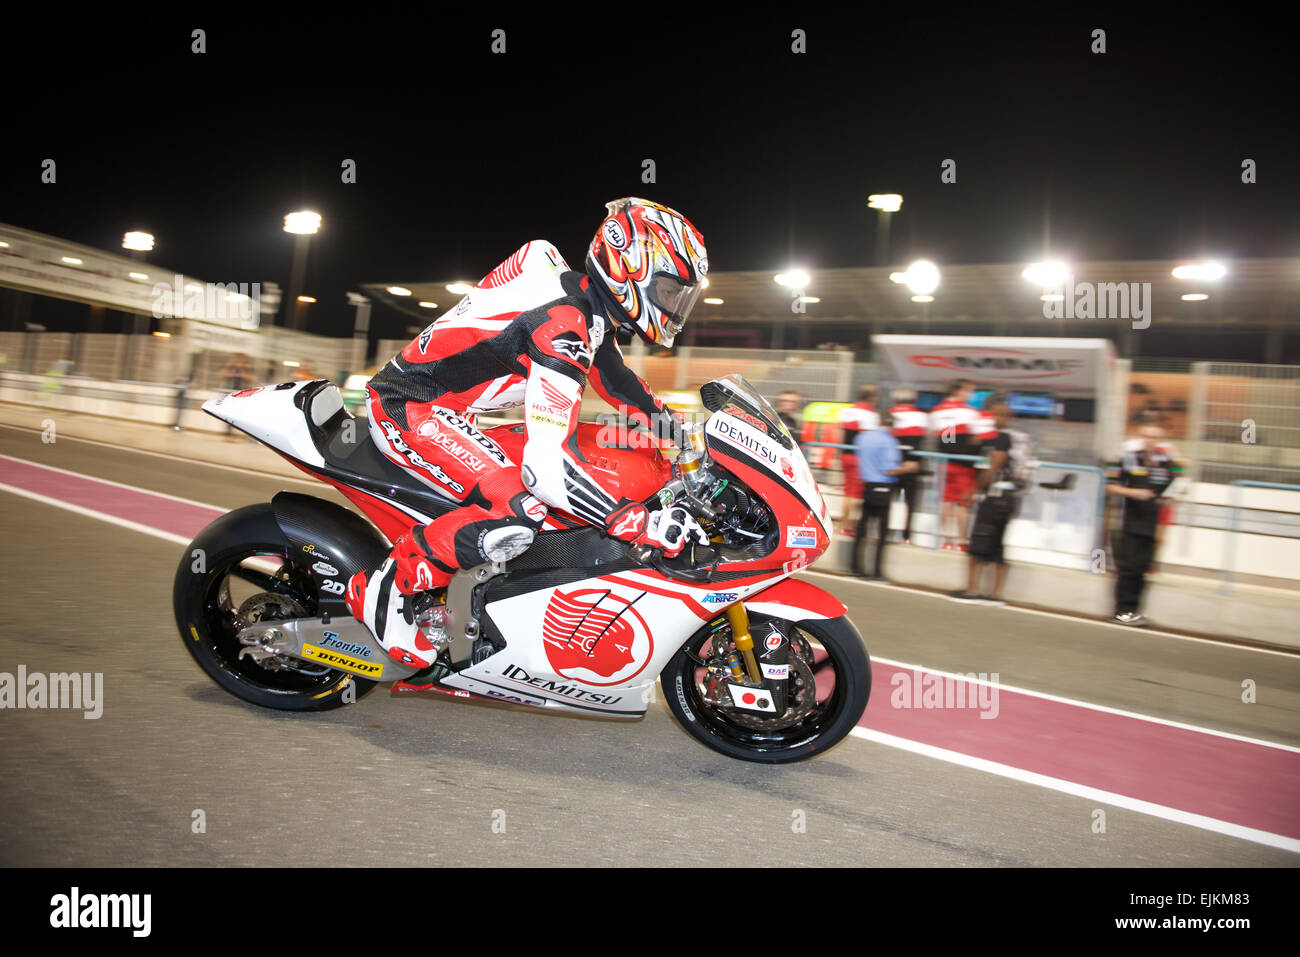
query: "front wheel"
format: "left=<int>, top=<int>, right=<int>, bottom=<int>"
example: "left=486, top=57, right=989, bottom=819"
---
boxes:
left=660, top=611, right=871, bottom=763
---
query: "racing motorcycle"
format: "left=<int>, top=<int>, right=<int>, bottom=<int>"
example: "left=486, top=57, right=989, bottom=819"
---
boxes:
left=174, top=374, right=870, bottom=762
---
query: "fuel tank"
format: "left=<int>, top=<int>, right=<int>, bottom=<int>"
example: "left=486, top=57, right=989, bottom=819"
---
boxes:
left=483, top=421, right=671, bottom=505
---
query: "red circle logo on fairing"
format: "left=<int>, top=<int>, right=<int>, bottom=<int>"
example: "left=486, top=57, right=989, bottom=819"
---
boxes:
left=541, top=587, right=654, bottom=686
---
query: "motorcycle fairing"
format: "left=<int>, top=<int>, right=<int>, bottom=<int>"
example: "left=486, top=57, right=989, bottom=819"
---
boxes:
left=442, top=562, right=789, bottom=717
left=704, top=409, right=832, bottom=540
left=741, top=577, right=847, bottom=621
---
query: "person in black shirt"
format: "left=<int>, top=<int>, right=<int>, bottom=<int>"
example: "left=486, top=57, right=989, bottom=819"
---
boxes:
left=1105, top=424, right=1176, bottom=626
left=951, top=397, right=1026, bottom=603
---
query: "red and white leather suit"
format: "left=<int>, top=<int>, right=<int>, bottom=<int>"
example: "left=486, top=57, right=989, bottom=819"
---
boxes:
left=350, top=240, right=687, bottom=667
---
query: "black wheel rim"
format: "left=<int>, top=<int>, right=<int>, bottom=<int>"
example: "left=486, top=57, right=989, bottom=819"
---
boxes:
left=195, top=544, right=348, bottom=696
left=676, top=614, right=851, bottom=755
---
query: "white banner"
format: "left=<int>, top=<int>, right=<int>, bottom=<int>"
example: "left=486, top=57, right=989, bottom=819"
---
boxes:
left=872, top=335, right=1114, bottom=394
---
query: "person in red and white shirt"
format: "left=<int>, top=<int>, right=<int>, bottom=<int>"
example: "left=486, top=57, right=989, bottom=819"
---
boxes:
left=928, top=380, right=996, bottom=550
left=837, top=386, right=880, bottom=534
left=887, top=387, right=928, bottom=543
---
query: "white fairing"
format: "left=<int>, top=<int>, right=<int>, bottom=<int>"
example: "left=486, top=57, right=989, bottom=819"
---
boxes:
left=441, top=570, right=774, bottom=717
left=202, top=380, right=332, bottom=468
left=706, top=411, right=832, bottom=537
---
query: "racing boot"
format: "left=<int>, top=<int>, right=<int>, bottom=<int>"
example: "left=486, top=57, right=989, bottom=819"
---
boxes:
left=346, top=533, right=453, bottom=668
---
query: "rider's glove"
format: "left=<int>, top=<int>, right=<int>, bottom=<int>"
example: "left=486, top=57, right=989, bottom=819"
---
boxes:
left=605, top=503, right=709, bottom=558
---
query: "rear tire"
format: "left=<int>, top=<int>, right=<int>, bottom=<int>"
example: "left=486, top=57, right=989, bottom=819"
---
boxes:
left=661, top=611, right=870, bottom=763
left=173, top=503, right=377, bottom=711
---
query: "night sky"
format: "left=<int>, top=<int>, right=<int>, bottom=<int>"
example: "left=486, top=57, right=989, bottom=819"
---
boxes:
left=3, top=12, right=1297, bottom=340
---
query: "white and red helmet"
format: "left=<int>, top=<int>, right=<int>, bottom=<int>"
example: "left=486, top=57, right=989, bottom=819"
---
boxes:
left=586, top=197, right=707, bottom=348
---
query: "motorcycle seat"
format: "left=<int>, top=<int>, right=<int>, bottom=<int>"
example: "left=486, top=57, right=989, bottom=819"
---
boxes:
left=295, top=380, right=461, bottom=522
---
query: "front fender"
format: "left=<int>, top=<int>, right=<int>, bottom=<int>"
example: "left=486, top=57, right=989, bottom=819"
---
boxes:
left=744, top=577, right=846, bottom=621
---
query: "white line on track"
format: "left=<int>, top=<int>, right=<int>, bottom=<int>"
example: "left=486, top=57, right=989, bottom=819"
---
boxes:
left=0, top=423, right=322, bottom=487
left=851, top=727, right=1300, bottom=854
left=0, top=453, right=229, bottom=513
left=871, top=654, right=1300, bottom=753
left=0, top=480, right=192, bottom=547
left=801, top=568, right=1299, bottom=658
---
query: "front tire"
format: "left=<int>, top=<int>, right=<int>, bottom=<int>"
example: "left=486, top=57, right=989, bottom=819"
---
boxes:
left=173, top=503, right=378, bottom=711
left=661, top=612, right=870, bottom=763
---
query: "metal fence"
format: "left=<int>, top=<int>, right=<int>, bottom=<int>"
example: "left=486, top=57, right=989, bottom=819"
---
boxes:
left=1219, top=481, right=1300, bottom=593
left=805, top=441, right=1107, bottom=568
left=0, top=328, right=366, bottom=392
left=1188, top=362, right=1300, bottom=485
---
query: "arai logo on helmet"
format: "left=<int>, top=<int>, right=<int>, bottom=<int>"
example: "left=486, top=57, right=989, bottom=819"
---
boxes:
left=603, top=219, right=628, bottom=250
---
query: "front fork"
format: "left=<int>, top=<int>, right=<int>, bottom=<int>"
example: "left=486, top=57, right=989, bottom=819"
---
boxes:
left=719, top=603, right=790, bottom=716
left=725, top=603, right=763, bottom=684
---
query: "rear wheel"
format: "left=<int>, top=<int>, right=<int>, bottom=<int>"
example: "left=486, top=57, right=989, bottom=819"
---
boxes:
left=660, top=611, right=870, bottom=763
left=174, top=504, right=377, bottom=711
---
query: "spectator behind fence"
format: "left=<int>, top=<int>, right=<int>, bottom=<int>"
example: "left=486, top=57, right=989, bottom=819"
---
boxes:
left=850, top=411, right=919, bottom=581
left=887, top=386, right=928, bottom=544
left=776, top=389, right=803, bottom=439
left=1106, top=423, right=1177, bottom=626
left=837, top=386, right=880, bottom=536
left=929, top=379, right=995, bottom=550
left=218, top=353, right=254, bottom=437
left=950, top=395, right=1031, bottom=604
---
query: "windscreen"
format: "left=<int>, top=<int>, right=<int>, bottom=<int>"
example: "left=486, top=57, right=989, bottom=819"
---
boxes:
left=699, top=375, right=795, bottom=450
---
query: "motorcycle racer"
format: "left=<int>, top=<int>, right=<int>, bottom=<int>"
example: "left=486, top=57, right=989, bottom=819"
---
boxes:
left=346, top=198, right=710, bottom=668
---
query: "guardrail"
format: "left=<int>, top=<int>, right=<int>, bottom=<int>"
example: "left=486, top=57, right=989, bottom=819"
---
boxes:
left=802, top=440, right=1108, bottom=565
left=1219, top=480, right=1300, bottom=594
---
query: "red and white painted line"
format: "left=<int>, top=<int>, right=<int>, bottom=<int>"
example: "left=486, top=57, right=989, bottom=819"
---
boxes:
left=857, top=660, right=1300, bottom=853
left=0, top=454, right=223, bottom=545
left=2, top=451, right=1297, bottom=854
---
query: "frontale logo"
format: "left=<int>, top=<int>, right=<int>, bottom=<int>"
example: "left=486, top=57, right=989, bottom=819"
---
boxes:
left=541, top=587, right=653, bottom=686
left=318, top=631, right=373, bottom=659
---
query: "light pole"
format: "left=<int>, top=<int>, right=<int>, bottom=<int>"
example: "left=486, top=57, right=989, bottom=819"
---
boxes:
left=283, top=211, right=321, bottom=330
left=121, top=231, right=155, bottom=376
left=868, top=194, right=903, bottom=267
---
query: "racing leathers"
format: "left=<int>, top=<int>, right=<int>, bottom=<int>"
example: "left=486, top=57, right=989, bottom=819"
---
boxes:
left=346, top=240, right=702, bottom=668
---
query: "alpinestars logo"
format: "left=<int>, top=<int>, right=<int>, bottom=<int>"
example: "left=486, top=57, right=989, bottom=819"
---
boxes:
left=551, top=333, right=592, bottom=367
left=541, top=587, right=653, bottom=685
left=379, top=420, right=466, bottom=495
left=610, top=504, right=647, bottom=538
left=417, top=324, right=434, bottom=353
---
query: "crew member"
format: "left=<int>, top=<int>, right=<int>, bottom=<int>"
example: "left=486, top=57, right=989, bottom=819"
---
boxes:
left=1105, top=423, right=1176, bottom=626
left=837, top=386, right=880, bottom=535
left=850, top=412, right=918, bottom=580
left=887, top=386, right=928, bottom=543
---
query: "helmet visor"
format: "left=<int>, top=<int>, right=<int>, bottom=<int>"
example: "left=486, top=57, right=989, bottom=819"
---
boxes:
left=647, top=272, right=702, bottom=338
